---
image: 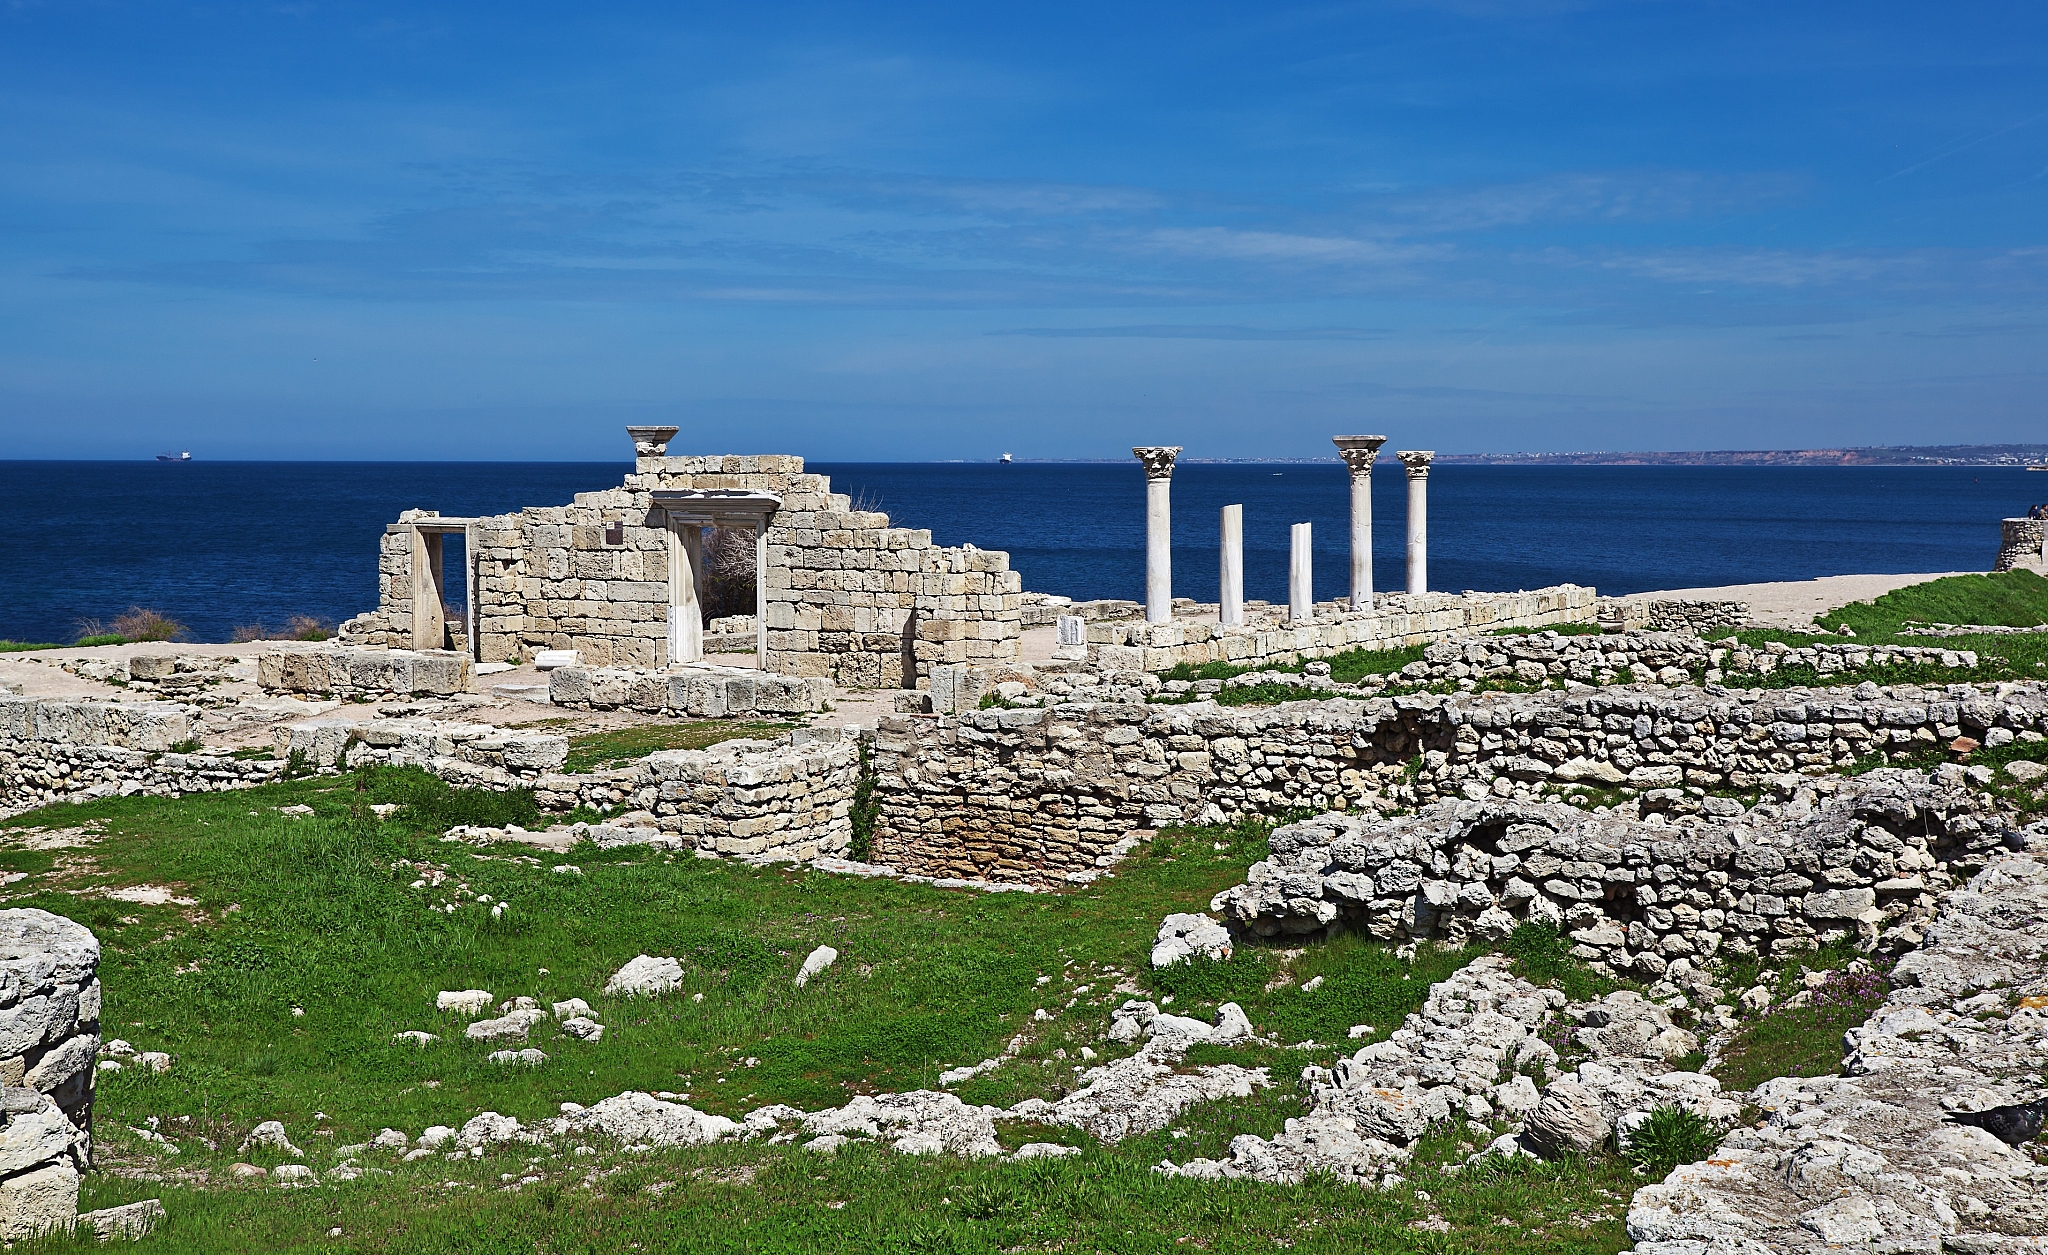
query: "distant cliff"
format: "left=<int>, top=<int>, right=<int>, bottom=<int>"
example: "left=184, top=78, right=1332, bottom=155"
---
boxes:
left=1434, top=444, right=2048, bottom=467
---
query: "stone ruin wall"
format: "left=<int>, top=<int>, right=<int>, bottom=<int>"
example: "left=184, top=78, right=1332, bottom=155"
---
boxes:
left=1595, top=597, right=1752, bottom=634
left=868, top=681, right=2048, bottom=883
left=0, top=909, right=99, bottom=1239
left=1996, top=516, right=2047, bottom=573
left=345, top=455, right=1022, bottom=688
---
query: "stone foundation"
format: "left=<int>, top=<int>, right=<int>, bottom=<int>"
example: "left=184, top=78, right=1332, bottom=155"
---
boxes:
left=257, top=647, right=473, bottom=699
left=1597, top=597, right=1751, bottom=634
left=545, top=665, right=828, bottom=718
left=869, top=681, right=2048, bottom=881
left=1081, top=585, right=1596, bottom=673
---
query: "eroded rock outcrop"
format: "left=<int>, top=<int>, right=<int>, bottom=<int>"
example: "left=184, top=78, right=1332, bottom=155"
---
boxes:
left=1625, top=835, right=2048, bottom=1253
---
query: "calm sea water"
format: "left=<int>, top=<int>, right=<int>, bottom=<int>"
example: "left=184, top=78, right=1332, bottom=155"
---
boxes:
left=0, top=461, right=2035, bottom=645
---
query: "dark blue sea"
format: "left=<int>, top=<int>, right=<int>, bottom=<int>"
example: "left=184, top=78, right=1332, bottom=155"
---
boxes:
left=0, top=461, right=2037, bottom=645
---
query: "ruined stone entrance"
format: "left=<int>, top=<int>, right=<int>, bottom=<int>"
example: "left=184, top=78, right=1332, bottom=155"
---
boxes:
left=407, top=518, right=478, bottom=659
left=654, top=489, right=778, bottom=670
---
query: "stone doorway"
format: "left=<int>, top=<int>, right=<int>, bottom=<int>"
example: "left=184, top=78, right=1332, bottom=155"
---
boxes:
left=408, top=519, right=478, bottom=658
left=655, top=489, right=779, bottom=670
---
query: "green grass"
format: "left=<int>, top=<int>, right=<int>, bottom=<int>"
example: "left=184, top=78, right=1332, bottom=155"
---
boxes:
left=561, top=721, right=798, bottom=773
left=1817, top=569, right=2048, bottom=634
left=1711, top=951, right=1887, bottom=1094
left=71, top=634, right=127, bottom=648
left=0, top=640, right=67, bottom=653
left=1622, top=1107, right=1719, bottom=1178
left=5, top=774, right=1652, bottom=1253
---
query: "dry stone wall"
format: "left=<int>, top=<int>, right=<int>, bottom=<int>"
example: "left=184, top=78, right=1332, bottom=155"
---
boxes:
left=1210, top=771, right=2009, bottom=975
left=1996, top=516, right=2047, bottom=573
left=1596, top=598, right=1751, bottom=634
left=0, top=910, right=99, bottom=1240
left=869, top=681, right=2048, bottom=882
left=0, top=696, right=277, bottom=813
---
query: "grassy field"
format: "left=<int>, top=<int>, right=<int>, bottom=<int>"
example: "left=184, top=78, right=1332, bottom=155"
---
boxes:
left=1, top=772, right=1664, bottom=1254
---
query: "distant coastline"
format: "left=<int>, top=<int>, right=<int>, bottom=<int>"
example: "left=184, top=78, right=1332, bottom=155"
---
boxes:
left=993, top=443, right=2048, bottom=468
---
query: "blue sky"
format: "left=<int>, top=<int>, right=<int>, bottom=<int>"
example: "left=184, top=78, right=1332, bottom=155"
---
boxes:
left=2, top=1, right=2044, bottom=460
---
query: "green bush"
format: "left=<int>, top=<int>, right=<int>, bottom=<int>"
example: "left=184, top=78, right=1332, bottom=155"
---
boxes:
left=1623, top=1105, right=1720, bottom=1177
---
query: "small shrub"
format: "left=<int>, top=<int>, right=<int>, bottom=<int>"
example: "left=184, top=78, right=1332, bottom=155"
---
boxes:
left=1624, top=1105, right=1719, bottom=1176
left=286, top=614, right=335, bottom=641
left=849, top=743, right=880, bottom=860
left=112, top=607, right=187, bottom=642
left=230, top=624, right=270, bottom=643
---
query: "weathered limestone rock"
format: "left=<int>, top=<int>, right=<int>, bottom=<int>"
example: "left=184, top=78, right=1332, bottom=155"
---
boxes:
left=605, top=955, right=684, bottom=998
left=1623, top=837, right=2048, bottom=1254
left=1520, top=1079, right=1608, bottom=1158
left=1150, top=914, right=1233, bottom=968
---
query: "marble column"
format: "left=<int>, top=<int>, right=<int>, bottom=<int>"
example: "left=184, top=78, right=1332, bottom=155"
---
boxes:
left=1134, top=446, right=1181, bottom=624
left=1332, top=435, right=1387, bottom=611
left=1289, top=522, right=1313, bottom=622
left=1398, top=450, right=1434, bottom=596
left=1219, top=504, right=1244, bottom=626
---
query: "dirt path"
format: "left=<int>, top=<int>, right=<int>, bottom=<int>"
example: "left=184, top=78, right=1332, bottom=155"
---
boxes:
left=1621, top=571, right=1973, bottom=629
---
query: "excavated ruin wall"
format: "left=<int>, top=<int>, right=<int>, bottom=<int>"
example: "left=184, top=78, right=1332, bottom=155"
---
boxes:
left=1211, top=772, right=2011, bottom=979
left=0, top=697, right=278, bottom=813
left=868, top=681, right=2048, bottom=882
left=0, top=910, right=99, bottom=1239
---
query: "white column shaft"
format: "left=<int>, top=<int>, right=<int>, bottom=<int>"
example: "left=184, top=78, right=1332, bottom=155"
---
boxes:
left=1289, top=522, right=1313, bottom=621
left=1350, top=473, right=1373, bottom=610
left=1406, top=476, right=1427, bottom=595
left=1146, top=478, right=1173, bottom=624
left=1219, top=505, right=1243, bottom=626
left=668, top=524, right=704, bottom=665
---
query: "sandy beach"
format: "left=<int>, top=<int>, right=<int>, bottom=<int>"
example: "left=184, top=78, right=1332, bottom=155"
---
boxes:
left=1621, top=571, right=1973, bottom=629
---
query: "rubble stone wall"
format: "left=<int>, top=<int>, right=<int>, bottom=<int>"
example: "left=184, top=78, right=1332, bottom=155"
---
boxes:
left=1211, top=773, right=2010, bottom=979
left=1995, top=516, right=2047, bottom=573
left=1082, top=586, right=1597, bottom=674
left=0, top=910, right=99, bottom=1239
left=869, top=682, right=2048, bottom=882
left=532, top=731, right=859, bottom=860
left=1597, top=598, right=1751, bottom=634
left=0, top=696, right=279, bottom=813
left=344, top=454, right=1024, bottom=686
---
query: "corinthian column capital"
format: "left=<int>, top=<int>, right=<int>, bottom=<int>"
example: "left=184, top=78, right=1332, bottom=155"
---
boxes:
left=1397, top=449, right=1435, bottom=479
left=1332, top=435, right=1387, bottom=477
left=1132, top=446, right=1182, bottom=481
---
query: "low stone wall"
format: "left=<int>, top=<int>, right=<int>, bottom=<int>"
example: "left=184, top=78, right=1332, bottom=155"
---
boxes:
left=0, top=696, right=283, bottom=813
left=1598, top=598, right=1751, bottom=634
left=1995, top=515, right=2046, bottom=573
left=1080, top=585, right=1597, bottom=674
left=276, top=719, right=569, bottom=779
left=531, top=731, right=859, bottom=860
left=869, top=681, right=2048, bottom=881
left=0, top=910, right=99, bottom=1239
left=257, top=647, right=472, bottom=699
left=1210, top=771, right=2005, bottom=973
left=547, top=665, right=828, bottom=717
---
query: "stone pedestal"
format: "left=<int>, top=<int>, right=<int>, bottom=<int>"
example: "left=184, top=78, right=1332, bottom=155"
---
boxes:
left=1333, top=435, right=1387, bottom=610
left=1398, top=450, right=1434, bottom=595
left=626, top=425, right=680, bottom=457
left=1289, top=523, right=1313, bottom=622
left=1134, top=447, right=1182, bottom=624
left=1219, top=505, right=1244, bottom=626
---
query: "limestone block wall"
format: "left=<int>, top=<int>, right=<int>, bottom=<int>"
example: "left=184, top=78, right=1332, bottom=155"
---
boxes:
left=351, top=453, right=1024, bottom=684
left=1081, top=586, right=1596, bottom=673
left=1209, top=770, right=2008, bottom=976
left=1996, top=516, right=2046, bottom=573
left=546, top=666, right=828, bottom=718
left=532, top=732, right=858, bottom=860
left=0, top=909, right=99, bottom=1239
left=257, top=647, right=472, bottom=699
left=868, top=681, right=2048, bottom=882
left=276, top=719, right=568, bottom=778
left=0, top=696, right=282, bottom=812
